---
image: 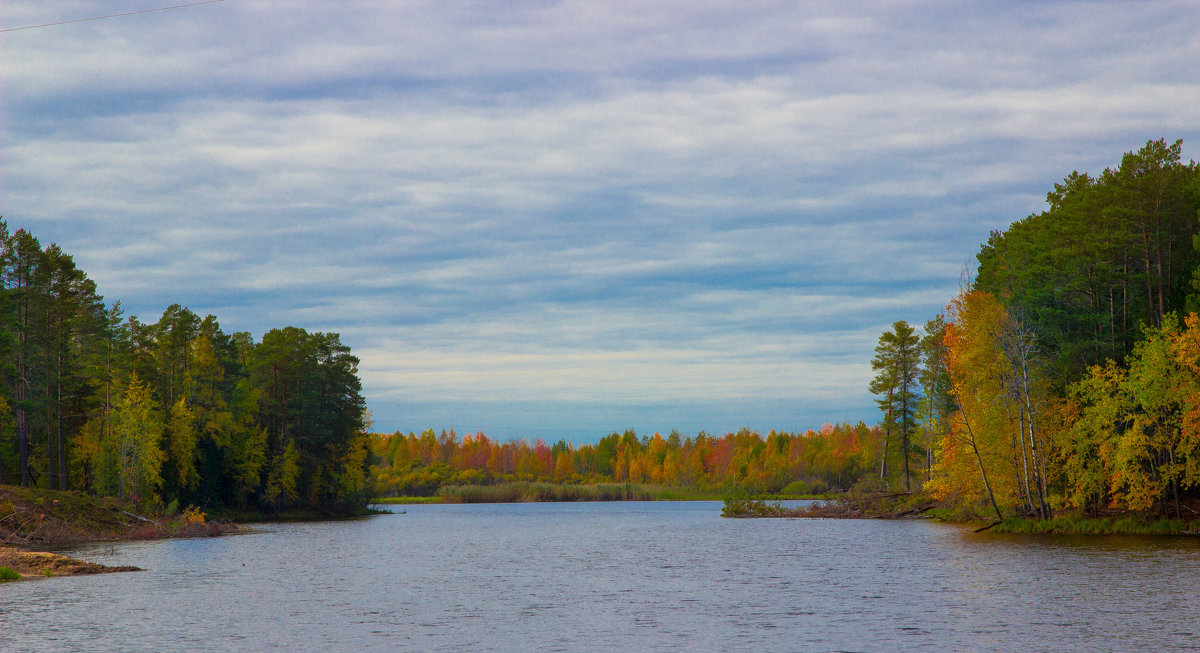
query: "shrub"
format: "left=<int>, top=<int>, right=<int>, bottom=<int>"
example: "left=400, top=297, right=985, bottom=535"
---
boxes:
left=128, top=523, right=166, bottom=540
left=780, top=480, right=810, bottom=496
left=0, top=566, right=19, bottom=581
left=182, top=506, right=206, bottom=525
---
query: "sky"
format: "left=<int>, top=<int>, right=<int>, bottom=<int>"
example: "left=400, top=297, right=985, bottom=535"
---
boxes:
left=2, top=1, right=1199, bottom=443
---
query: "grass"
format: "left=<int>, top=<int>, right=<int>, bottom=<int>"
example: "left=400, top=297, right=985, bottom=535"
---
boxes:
left=0, top=566, right=19, bottom=581
left=992, top=515, right=1198, bottom=535
left=0, top=485, right=151, bottom=546
left=371, top=496, right=445, bottom=505
left=647, top=487, right=724, bottom=501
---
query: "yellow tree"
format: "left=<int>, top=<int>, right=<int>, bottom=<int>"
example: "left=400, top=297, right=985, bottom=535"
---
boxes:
left=929, top=289, right=1014, bottom=520
left=99, top=373, right=166, bottom=500
left=554, top=451, right=573, bottom=480
left=1172, top=313, right=1200, bottom=490
left=165, top=397, right=198, bottom=493
left=1068, top=313, right=1200, bottom=516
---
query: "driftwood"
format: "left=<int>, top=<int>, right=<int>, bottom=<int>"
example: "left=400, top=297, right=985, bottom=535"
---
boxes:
left=120, top=509, right=156, bottom=524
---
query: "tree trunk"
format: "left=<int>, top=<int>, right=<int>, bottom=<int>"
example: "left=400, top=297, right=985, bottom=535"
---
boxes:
left=57, top=372, right=67, bottom=490
left=960, top=407, right=1003, bottom=522
left=879, top=387, right=892, bottom=481
left=17, top=346, right=30, bottom=487
left=901, top=395, right=911, bottom=493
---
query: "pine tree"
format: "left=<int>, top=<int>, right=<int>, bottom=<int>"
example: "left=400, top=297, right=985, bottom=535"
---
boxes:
left=870, top=320, right=922, bottom=492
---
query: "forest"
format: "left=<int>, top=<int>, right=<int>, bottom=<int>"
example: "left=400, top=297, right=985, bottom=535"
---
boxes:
left=8, top=138, right=1197, bottom=524
left=870, top=138, right=1200, bottom=521
left=369, top=422, right=884, bottom=498
left=0, top=221, right=371, bottom=514
left=368, top=138, right=1200, bottom=525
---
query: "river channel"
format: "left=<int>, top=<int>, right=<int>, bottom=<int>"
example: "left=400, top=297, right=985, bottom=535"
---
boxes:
left=2, top=501, right=1198, bottom=651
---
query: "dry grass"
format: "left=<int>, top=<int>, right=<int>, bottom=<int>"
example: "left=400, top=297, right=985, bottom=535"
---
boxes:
left=0, top=546, right=140, bottom=579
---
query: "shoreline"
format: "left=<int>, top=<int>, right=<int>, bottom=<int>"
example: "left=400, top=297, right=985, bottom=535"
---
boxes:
left=0, top=484, right=387, bottom=582
left=719, top=493, right=1200, bottom=535
left=0, top=546, right=141, bottom=580
left=0, top=485, right=240, bottom=582
left=371, top=481, right=830, bottom=505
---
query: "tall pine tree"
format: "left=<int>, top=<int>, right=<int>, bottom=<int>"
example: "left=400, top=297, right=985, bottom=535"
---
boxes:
left=870, top=320, right=922, bottom=492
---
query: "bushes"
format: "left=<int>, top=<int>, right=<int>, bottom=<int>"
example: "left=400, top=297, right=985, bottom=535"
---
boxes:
left=438, top=482, right=654, bottom=503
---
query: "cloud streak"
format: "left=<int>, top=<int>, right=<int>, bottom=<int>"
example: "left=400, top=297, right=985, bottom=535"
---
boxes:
left=2, top=1, right=1199, bottom=438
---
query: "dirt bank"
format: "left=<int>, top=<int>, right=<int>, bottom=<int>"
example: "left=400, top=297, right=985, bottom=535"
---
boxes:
left=1, top=484, right=235, bottom=581
left=0, top=546, right=141, bottom=579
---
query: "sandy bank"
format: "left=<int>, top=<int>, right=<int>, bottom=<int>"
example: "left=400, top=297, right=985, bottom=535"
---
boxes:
left=0, top=546, right=140, bottom=579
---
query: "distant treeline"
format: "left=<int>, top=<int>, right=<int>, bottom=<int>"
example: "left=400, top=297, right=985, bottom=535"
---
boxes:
left=869, top=138, right=1200, bottom=520
left=0, top=219, right=370, bottom=513
left=369, top=423, right=885, bottom=496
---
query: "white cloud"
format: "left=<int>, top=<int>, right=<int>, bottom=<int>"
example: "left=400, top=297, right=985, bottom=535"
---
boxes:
left=2, top=0, right=1199, bottom=436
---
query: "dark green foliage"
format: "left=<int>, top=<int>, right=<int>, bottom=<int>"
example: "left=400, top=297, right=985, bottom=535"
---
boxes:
left=250, top=327, right=366, bottom=510
left=918, top=138, right=1200, bottom=523
left=870, top=320, right=922, bottom=491
left=0, top=219, right=368, bottom=513
left=976, top=138, right=1200, bottom=383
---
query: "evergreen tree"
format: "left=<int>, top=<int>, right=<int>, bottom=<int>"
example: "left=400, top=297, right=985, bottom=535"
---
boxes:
left=870, top=320, right=922, bottom=491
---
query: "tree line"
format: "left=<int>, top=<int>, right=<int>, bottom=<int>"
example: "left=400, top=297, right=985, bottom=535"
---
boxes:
left=869, top=138, right=1200, bottom=520
left=370, top=423, right=886, bottom=496
left=0, top=220, right=370, bottom=513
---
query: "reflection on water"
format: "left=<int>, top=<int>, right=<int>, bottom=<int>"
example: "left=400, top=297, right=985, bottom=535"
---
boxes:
left=2, top=502, right=1198, bottom=652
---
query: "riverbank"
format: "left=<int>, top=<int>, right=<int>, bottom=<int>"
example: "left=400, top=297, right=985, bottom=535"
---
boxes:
left=721, top=491, right=938, bottom=519
left=720, top=492, right=1200, bottom=535
left=990, top=515, right=1200, bottom=535
left=0, top=485, right=238, bottom=581
left=0, top=546, right=141, bottom=579
left=0, top=485, right=235, bottom=547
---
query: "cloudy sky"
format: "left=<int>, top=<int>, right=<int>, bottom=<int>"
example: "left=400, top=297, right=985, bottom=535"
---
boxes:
left=2, top=1, right=1198, bottom=442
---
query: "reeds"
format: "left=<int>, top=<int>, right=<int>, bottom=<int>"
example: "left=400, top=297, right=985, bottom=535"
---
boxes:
left=438, top=482, right=655, bottom=503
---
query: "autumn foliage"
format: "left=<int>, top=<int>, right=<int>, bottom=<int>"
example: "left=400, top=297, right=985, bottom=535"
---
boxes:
left=369, top=423, right=885, bottom=496
left=913, top=139, right=1200, bottom=521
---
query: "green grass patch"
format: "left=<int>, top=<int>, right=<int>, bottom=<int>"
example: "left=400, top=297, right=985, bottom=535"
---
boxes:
left=649, top=487, right=724, bottom=501
left=0, top=566, right=19, bottom=581
left=993, top=515, right=1198, bottom=535
left=370, top=496, right=445, bottom=505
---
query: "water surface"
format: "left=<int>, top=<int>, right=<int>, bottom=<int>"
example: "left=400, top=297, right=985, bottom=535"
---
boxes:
left=2, top=501, right=1197, bottom=651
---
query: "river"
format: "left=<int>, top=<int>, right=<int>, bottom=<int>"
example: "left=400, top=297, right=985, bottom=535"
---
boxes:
left=2, top=501, right=1198, bottom=651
